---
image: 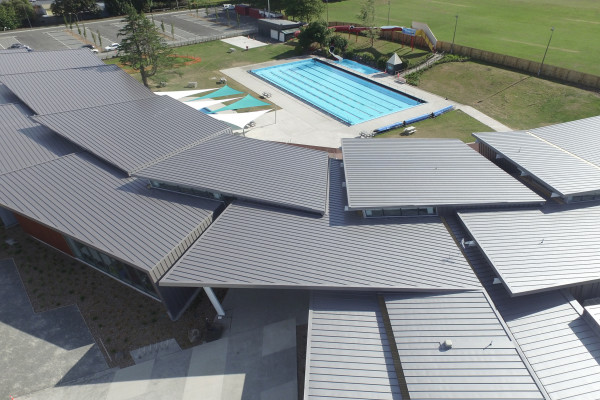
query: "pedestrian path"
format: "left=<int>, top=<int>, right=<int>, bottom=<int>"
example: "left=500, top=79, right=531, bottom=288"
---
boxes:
left=454, top=104, right=512, bottom=131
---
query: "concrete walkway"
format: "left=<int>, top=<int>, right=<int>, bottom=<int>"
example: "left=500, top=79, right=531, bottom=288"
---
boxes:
left=220, top=56, right=512, bottom=147
left=0, top=259, right=109, bottom=400
left=19, top=289, right=309, bottom=400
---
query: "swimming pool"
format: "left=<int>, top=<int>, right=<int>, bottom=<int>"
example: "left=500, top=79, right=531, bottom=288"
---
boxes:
left=335, top=59, right=381, bottom=75
left=252, top=59, right=423, bottom=125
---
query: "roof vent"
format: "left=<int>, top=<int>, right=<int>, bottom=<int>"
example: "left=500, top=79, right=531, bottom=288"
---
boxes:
left=493, top=277, right=502, bottom=285
left=442, top=339, right=453, bottom=350
left=344, top=206, right=349, bottom=211
left=460, top=238, right=477, bottom=248
left=342, top=182, right=346, bottom=187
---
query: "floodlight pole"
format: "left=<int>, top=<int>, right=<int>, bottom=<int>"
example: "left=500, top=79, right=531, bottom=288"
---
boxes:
left=538, top=27, right=554, bottom=77
left=387, top=0, right=390, bottom=25
left=450, top=15, right=458, bottom=54
left=326, top=0, right=329, bottom=25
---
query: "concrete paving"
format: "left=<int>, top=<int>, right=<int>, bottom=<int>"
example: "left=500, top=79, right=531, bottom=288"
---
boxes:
left=221, top=56, right=512, bottom=147
left=0, top=259, right=109, bottom=399
left=19, top=289, right=309, bottom=400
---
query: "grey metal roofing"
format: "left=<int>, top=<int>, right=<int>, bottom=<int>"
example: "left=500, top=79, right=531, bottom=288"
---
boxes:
left=0, top=48, right=29, bottom=54
left=33, top=96, right=232, bottom=175
left=447, top=216, right=600, bottom=400
left=305, top=291, right=401, bottom=400
left=529, top=115, right=600, bottom=167
left=474, top=130, right=600, bottom=197
left=0, top=103, right=78, bottom=176
left=458, top=203, right=600, bottom=296
left=0, top=48, right=103, bottom=75
left=384, top=290, right=544, bottom=399
left=0, top=84, right=19, bottom=105
left=160, top=160, right=480, bottom=290
left=0, top=152, right=221, bottom=281
left=136, top=133, right=329, bottom=214
left=341, top=138, right=543, bottom=210
left=0, top=64, right=154, bottom=115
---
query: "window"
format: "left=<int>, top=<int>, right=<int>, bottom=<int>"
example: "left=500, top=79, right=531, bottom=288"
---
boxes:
left=149, top=180, right=223, bottom=201
left=65, top=238, right=158, bottom=299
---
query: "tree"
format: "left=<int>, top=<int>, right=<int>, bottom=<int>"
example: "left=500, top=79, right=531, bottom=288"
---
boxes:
left=1, top=0, right=35, bottom=29
left=0, top=3, right=19, bottom=30
left=285, top=0, right=324, bottom=23
left=117, top=6, right=174, bottom=88
left=297, top=20, right=331, bottom=51
left=51, top=0, right=98, bottom=16
left=357, top=0, right=379, bottom=46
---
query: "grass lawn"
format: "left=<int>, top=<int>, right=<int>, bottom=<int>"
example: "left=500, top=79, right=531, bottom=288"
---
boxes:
left=413, top=60, right=600, bottom=129
left=327, top=0, right=600, bottom=76
left=375, top=109, right=491, bottom=142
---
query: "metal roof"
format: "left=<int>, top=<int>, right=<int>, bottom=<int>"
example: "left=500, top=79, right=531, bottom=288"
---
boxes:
left=0, top=64, right=154, bottom=115
left=0, top=48, right=103, bottom=76
left=305, top=291, right=401, bottom=400
left=0, top=84, right=19, bottom=105
left=458, top=203, right=600, bottom=296
left=446, top=216, right=600, bottom=400
left=341, top=138, right=543, bottom=210
left=136, top=134, right=329, bottom=214
left=0, top=152, right=221, bottom=281
left=474, top=131, right=600, bottom=197
left=33, top=96, right=232, bottom=175
left=160, top=160, right=480, bottom=291
left=0, top=103, right=78, bottom=176
left=384, top=291, right=544, bottom=400
left=529, top=115, right=600, bottom=167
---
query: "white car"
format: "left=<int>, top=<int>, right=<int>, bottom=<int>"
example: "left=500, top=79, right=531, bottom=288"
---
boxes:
left=222, top=4, right=234, bottom=9
left=104, top=43, right=120, bottom=51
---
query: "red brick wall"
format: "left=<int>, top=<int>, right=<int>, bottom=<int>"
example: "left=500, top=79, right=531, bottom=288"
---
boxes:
left=14, top=214, right=73, bottom=256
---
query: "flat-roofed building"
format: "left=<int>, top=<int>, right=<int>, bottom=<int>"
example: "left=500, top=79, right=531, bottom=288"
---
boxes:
left=341, top=138, right=544, bottom=217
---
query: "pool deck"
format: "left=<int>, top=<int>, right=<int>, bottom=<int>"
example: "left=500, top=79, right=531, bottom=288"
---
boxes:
left=221, top=56, right=457, bottom=148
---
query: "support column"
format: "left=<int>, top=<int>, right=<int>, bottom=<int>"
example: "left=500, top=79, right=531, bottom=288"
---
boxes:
left=203, top=287, right=225, bottom=318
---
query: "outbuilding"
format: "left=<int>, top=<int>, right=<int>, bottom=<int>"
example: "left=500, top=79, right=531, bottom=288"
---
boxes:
left=257, top=19, right=302, bottom=42
left=386, top=52, right=404, bottom=74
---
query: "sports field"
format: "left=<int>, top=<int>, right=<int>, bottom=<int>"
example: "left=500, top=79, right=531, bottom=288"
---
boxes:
left=327, top=0, right=600, bottom=76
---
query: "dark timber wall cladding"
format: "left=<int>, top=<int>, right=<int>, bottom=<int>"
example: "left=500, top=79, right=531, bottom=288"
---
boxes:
left=14, top=214, right=73, bottom=256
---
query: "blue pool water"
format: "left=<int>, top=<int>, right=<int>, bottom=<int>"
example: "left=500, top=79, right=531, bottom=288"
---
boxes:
left=252, top=59, right=423, bottom=125
left=336, top=59, right=381, bottom=75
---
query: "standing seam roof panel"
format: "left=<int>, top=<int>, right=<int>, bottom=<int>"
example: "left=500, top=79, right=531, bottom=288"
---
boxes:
left=0, top=65, right=155, bottom=115
left=0, top=103, right=78, bottom=176
left=384, top=291, right=545, bottom=400
left=446, top=216, right=600, bottom=400
left=136, top=133, right=329, bottom=213
left=0, top=152, right=221, bottom=278
left=0, top=48, right=104, bottom=76
left=160, top=159, right=480, bottom=290
left=341, top=138, right=543, bottom=209
left=33, top=96, right=232, bottom=175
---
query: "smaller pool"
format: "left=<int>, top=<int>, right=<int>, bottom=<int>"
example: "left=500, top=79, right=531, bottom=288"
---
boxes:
left=335, top=59, right=381, bottom=75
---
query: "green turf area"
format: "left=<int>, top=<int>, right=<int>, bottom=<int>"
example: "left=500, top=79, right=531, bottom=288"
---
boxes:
left=414, top=60, right=600, bottom=129
left=326, top=0, right=600, bottom=76
left=375, top=109, right=490, bottom=142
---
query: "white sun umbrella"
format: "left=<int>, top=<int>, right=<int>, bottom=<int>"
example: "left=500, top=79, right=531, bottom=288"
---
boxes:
left=153, top=88, right=216, bottom=99
left=208, top=109, right=271, bottom=130
left=183, top=97, right=241, bottom=110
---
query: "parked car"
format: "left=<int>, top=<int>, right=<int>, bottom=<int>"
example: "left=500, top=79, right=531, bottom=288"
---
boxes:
left=81, top=44, right=99, bottom=53
left=104, top=43, right=120, bottom=52
left=222, top=4, right=234, bottom=9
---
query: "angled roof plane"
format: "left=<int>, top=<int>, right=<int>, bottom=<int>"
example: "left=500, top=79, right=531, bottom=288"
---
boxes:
left=33, top=96, right=232, bottom=175
left=136, top=133, right=330, bottom=214
left=0, top=64, right=155, bottom=115
left=0, top=48, right=103, bottom=76
left=341, top=138, right=543, bottom=210
left=160, top=160, right=480, bottom=291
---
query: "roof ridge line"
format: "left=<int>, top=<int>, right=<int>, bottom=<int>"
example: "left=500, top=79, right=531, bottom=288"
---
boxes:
left=526, top=130, right=600, bottom=171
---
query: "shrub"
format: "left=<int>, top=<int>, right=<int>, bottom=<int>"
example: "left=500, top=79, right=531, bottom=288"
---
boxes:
left=343, top=48, right=355, bottom=60
left=329, top=35, right=348, bottom=54
left=358, top=52, right=375, bottom=65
